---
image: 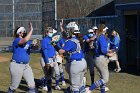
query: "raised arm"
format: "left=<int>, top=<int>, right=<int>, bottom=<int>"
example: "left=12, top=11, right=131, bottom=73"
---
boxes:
left=60, top=19, right=64, bottom=32
left=18, top=22, right=33, bottom=45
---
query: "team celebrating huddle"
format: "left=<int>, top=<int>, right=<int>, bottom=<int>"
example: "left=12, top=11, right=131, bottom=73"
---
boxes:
left=7, top=20, right=121, bottom=93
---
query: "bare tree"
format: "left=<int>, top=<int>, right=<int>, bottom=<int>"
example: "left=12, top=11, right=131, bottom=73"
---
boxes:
left=58, top=0, right=97, bottom=18
left=57, top=0, right=112, bottom=18
left=73, top=0, right=95, bottom=17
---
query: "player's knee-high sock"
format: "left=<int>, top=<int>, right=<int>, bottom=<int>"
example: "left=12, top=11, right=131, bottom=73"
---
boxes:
left=73, top=91, right=79, bottom=93
left=55, top=74, right=60, bottom=86
left=61, top=72, right=65, bottom=81
left=64, top=86, right=71, bottom=93
left=47, top=78, right=52, bottom=92
left=53, top=62, right=60, bottom=86
left=79, top=85, right=86, bottom=93
left=89, top=79, right=105, bottom=91
left=43, top=77, right=48, bottom=87
left=100, top=84, right=105, bottom=93
left=35, top=76, right=45, bottom=88
left=7, top=88, right=15, bottom=93
left=39, top=76, right=46, bottom=87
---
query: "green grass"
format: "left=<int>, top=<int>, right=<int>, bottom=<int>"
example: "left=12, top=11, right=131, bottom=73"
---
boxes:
left=0, top=53, right=140, bottom=93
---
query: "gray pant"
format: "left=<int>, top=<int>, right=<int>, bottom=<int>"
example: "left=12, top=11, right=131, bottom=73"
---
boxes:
left=40, top=57, right=60, bottom=77
left=94, top=56, right=109, bottom=83
left=85, top=51, right=95, bottom=84
left=58, top=62, right=64, bottom=73
left=65, top=58, right=87, bottom=92
left=40, top=57, right=60, bottom=86
left=56, top=54, right=64, bottom=74
left=9, top=61, right=35, bottom=90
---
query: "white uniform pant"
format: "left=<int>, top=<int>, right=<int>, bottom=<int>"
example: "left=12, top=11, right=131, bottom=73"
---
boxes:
left=9, top=61, right=35, bottom=91
left=65, top=58, right=87, bottom=92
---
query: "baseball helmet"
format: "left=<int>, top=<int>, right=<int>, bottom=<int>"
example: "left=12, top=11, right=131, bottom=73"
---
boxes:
left=65, top=22, right=80, bottom=38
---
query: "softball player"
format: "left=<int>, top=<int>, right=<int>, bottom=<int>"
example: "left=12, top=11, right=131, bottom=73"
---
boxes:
left=86, top=24, right=113, bottom=93
left=40, top=27, right=60, bottom=92
left=53, top=22, right=87, bottom=93
left=83, top=27, right=97, bottom=85
left=56, top=37, right=66, bottom=86
left=8, top=23, right=37, bottom=93
left=109, top=30, right=121, bottom=72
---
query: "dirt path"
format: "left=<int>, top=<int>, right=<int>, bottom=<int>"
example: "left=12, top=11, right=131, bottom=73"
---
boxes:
left=0, top=56, right=10, bottom=62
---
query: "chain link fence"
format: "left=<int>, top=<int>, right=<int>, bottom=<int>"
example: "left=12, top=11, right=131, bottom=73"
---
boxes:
left=56, top=15, right=121, bottom=35
left=0, top=0, right=121, bottom=37
left=0, top=0, right=42, bottom=37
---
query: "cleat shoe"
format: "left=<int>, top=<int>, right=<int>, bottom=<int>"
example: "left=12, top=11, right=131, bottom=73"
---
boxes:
left=62, top=81, right=66, bottom=86
left=115, top=68, right=121, bottom=72
left=114, top=68, right=117, bottom=72
left=85, top=87, right=91, bottom=93
left=55, top=85, right=61, bottom=90
left=42, top=86, right=48, bottom=91
left=105, top=87, right=109, bottom=92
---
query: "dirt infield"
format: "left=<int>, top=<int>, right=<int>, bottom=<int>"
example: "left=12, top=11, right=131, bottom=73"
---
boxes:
left=0, top=56, right=10, bottom=62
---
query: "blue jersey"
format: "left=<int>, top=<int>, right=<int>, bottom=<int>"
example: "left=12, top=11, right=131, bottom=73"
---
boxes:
left=57, top=37, right=65, bottom=48
left=110, top=35, right=120, bottom=51
left=83, top=34, right=95, bottom=53
left=107, top=38, right=111, bottom=51
left=12, top=38, right=31, bottom=64
left=41, top=36, right=56, bottom=63
left=95, top=34, right=108, bottom=57
left=83, top=35, right=90, bottom=53
left=62, top=37, right=84, bottom=62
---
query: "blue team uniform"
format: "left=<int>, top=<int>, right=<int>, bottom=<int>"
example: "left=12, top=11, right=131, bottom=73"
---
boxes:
left=83, top=35, right=90, bottom=53
left=40, top=36, right=56, bottom=92
left=55, top=37, right=66, bottom=86
left=62, top=36, right=87, bottom=93
left=62, top=37, right=84, bottom=61
left=57, top=37, right=65, bottom=48
left=12, top=38, right=31, bottom=64
left=110, top=35, right=120, bottom=51
left=89, top=34, right=109, bottom=93
left=95, top=34, right=108, bottom=56
left=41, top=36, right=56, bottom=63
left=107, top=38, right=111, bottom=51
left=83, top=34, right=95, bottom=53
left=9, top=37, right=36, bottom=93
left=83, top=34, right=96, bottom=84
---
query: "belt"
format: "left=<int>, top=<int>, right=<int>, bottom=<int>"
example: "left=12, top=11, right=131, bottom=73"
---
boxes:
left=67, top=58, right=84, bottom=63
left=71, top=58, right=83, bottom=62
left=11, top=60, right=27, bottom=64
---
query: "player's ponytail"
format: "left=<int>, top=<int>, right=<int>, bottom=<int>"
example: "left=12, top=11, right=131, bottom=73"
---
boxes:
left=116, top=32, right=120, bottom=39
left=14, top=27, right=20, bottom=38
left=97, top=24, right=105, bottom=37
left=112, top=30, right=120, bottom=40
